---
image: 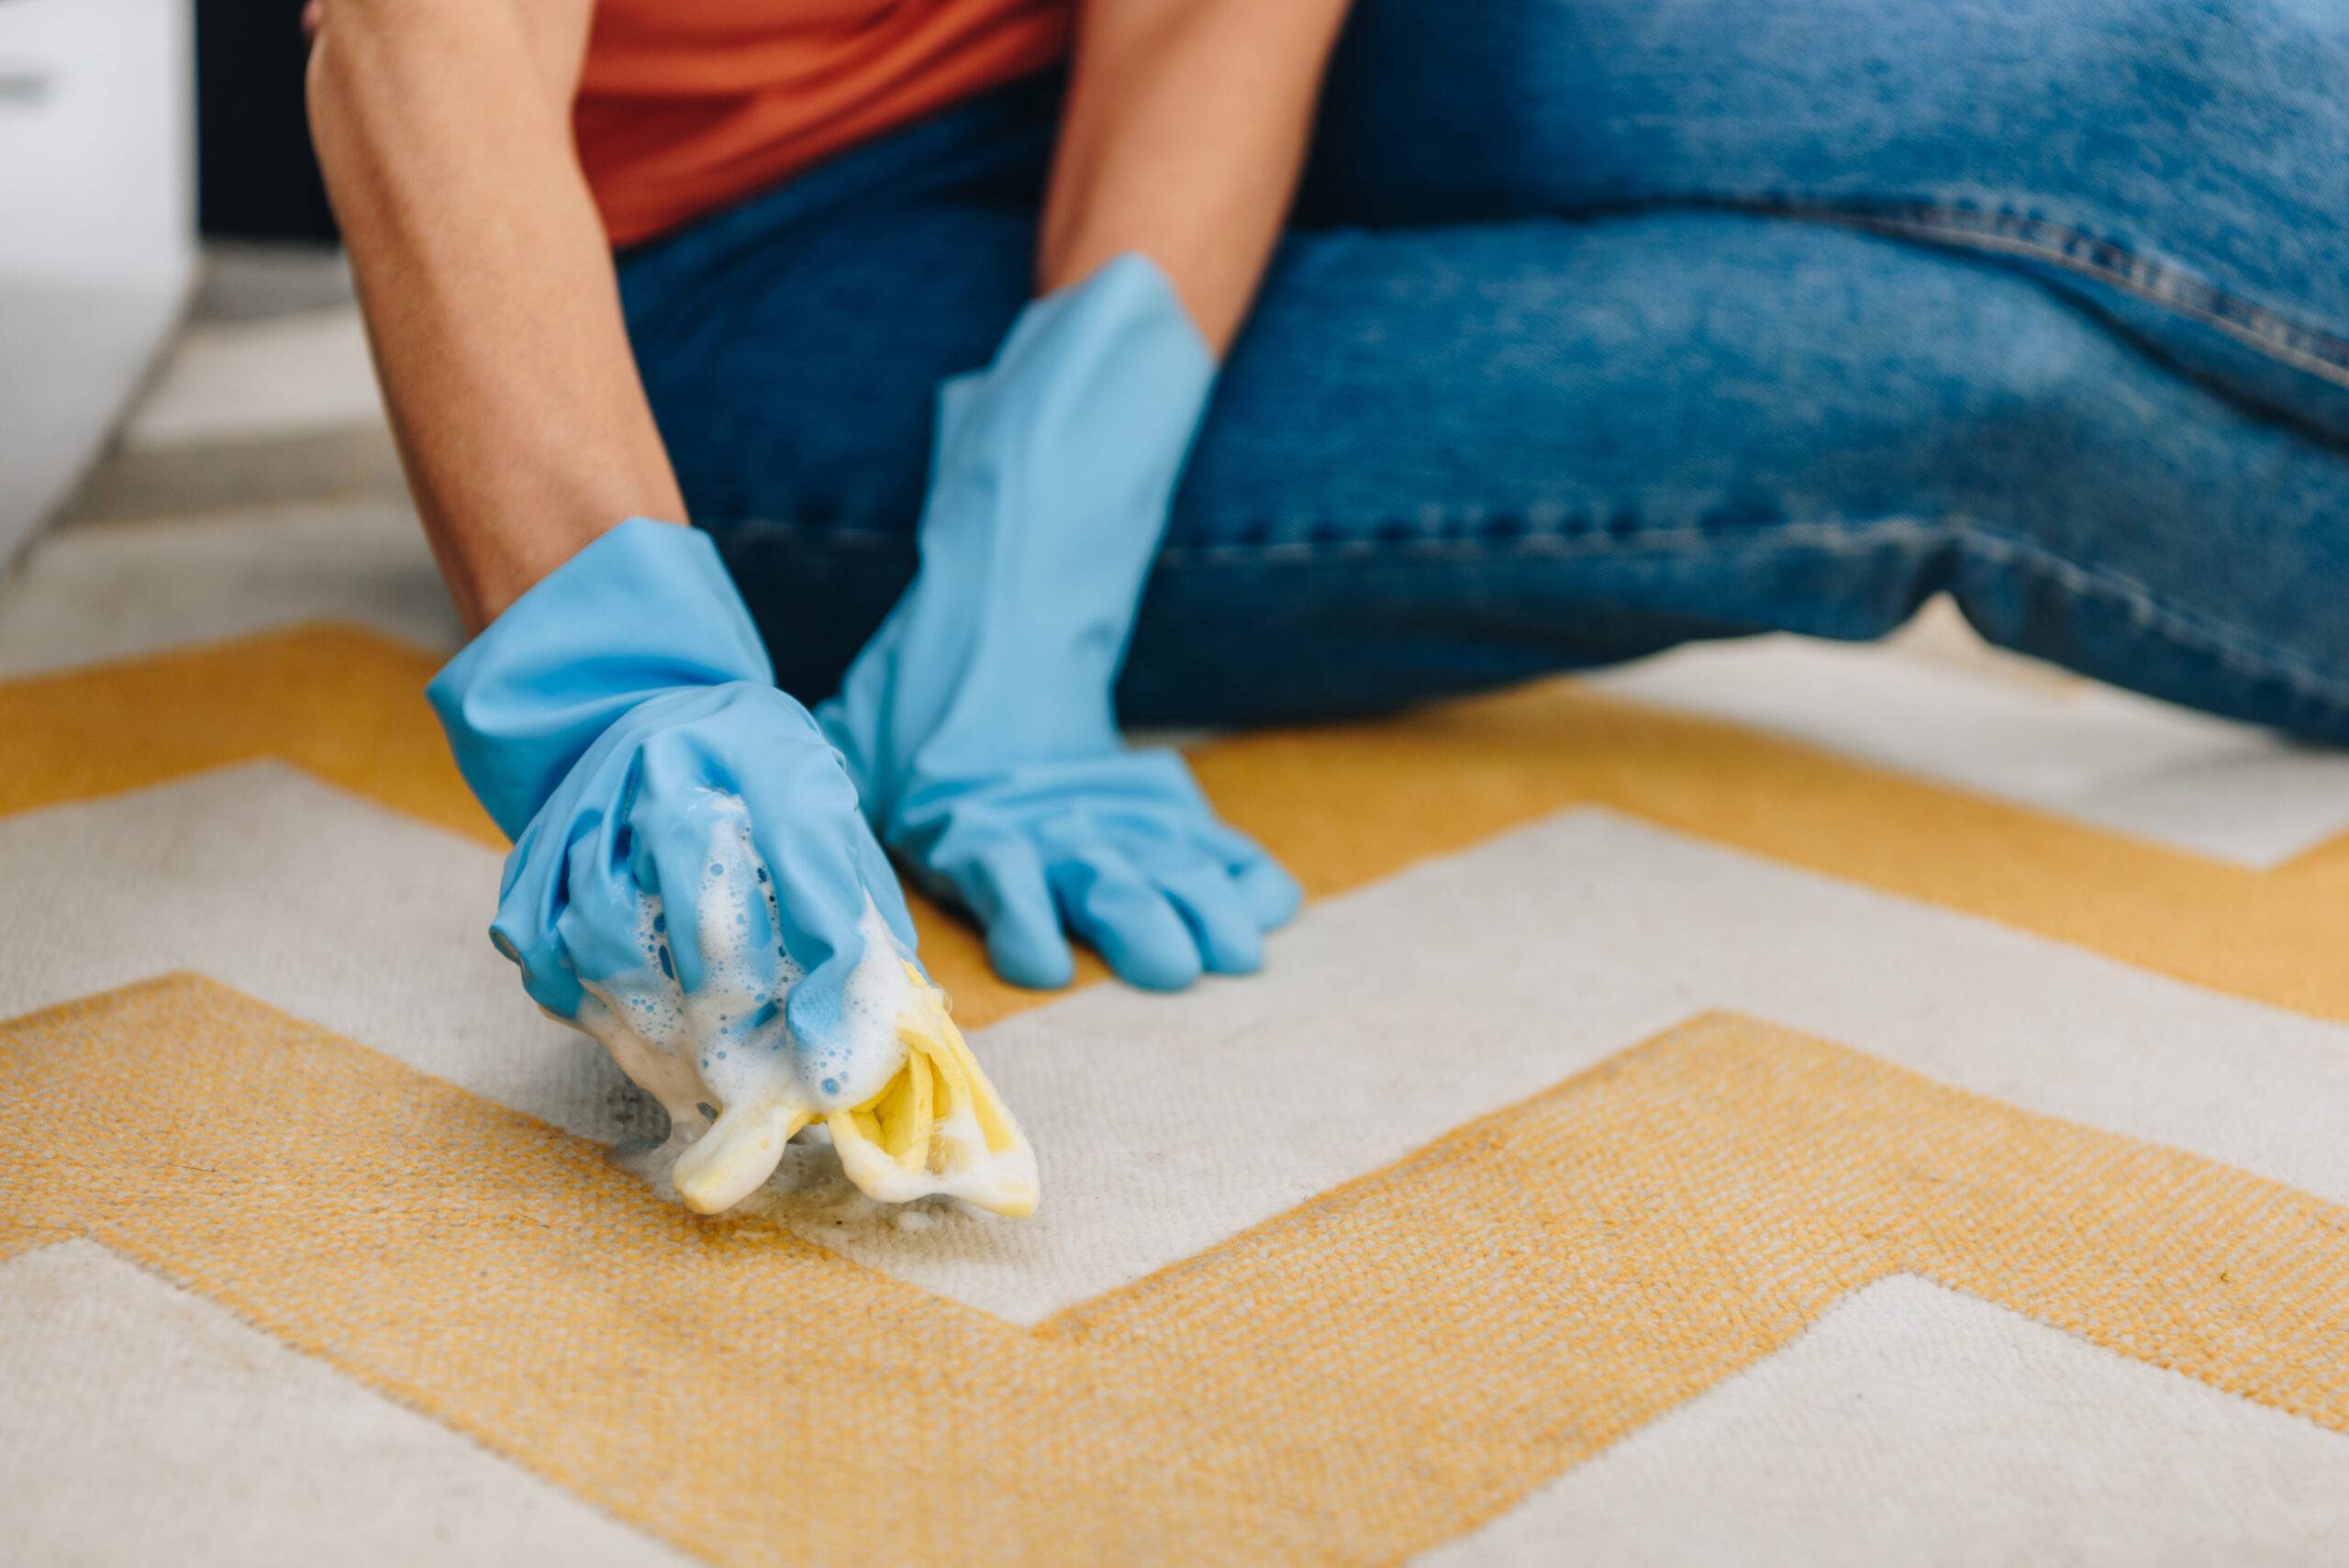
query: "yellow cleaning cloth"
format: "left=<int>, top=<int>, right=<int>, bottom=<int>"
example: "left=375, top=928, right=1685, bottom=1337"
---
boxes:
left=665, top=962, right=1037, bottom=1218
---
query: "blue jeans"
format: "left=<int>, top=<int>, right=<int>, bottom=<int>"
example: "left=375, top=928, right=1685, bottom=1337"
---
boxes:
left=617, top=0, right=2349, bottom=738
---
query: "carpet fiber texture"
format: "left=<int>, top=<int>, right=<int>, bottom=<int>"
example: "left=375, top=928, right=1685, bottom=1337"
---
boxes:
left=4, top=503, right=2348, bottom=1565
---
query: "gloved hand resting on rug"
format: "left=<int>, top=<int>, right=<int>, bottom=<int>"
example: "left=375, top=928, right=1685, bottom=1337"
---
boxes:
left=819, top=253, right=1301, bottom=993
left=429, top=519, right=1037, bottom=1218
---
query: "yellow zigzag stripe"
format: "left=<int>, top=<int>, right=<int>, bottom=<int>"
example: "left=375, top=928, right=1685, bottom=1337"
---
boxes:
left=0, top=622, right=497, bottom=844
left=3, top=975, right=2343, bottom=1565
left=4, top=622, right=2347, bottom=1030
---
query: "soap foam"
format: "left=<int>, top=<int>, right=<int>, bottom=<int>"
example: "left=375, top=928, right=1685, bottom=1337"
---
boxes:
left=567, top=789, right=1035, bottom=1218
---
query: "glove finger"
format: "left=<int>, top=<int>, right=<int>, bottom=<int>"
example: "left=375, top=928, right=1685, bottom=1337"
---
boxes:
left=1149, top=858, right=1265, bottom=976
left=733, top=743, right=877, bottom=977
left=1233, top=857, right=1304, bottom=932
left=732, top=746, right=896, bottom=1062
left=856, top=826, right=921, bottom=957
left=562, top=807, right=677, bottom=993
left=489, top=816, right=592, bottom=1019
left=1193, top=819, right=1305, bottom=931
left=936, top=832, right=1074, bottom=990
left=626, top=760, right=764, bottom=1000
left=751, top=821, right=874, bottom=1056
left=1047, top=841, right=1202, bottom=992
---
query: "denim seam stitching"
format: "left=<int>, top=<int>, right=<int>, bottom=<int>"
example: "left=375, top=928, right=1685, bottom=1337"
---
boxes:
left=1163, top=514, right=1931, bottom=566
left=1944, top=523, right=2349, bottom=714
left=1763, top=199, right=2349, bottom=394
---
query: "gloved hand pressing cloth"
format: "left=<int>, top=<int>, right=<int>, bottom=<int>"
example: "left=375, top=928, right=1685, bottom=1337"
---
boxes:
left=431, top=519, right=1037, bottom=1218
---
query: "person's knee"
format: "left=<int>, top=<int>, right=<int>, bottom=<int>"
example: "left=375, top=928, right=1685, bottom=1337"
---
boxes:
left=2062, top=0, right=2343, bottom=149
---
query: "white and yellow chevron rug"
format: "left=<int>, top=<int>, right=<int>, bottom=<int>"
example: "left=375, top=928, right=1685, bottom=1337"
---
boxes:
left=6, top=492, right=2349, bottom=1564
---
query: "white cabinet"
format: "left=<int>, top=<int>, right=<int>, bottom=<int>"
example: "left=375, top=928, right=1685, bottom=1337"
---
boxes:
left=0, top=0, right=197, bottom=556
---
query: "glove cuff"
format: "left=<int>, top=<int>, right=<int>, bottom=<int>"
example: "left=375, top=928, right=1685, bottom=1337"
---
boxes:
left=933, top=252, right=1216, bottom=594
left=429, top=518, right=774, bottom=839
left=846, top=255, right=1215, bottom=792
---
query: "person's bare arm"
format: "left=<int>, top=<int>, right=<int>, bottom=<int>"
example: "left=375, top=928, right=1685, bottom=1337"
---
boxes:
left=306, top=0, right=684, bottom=630
left=1040, top=0, right=1355, bottom=355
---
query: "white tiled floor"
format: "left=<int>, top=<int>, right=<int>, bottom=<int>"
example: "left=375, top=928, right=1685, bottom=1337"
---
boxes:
left=0, top=498, right=460, bottom=674
left=125, top=306, right=382, bottom=450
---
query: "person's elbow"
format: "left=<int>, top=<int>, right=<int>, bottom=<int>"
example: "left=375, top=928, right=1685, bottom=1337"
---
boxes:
left=305, top=0, right=590, bottom=144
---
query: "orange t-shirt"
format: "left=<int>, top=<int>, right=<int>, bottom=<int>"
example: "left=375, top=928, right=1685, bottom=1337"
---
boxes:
left=577, top=0, right=1072, bottom=248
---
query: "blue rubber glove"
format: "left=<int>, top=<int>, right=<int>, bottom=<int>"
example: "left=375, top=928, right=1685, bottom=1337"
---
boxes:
left=819, top=254, right=1302, bottom=992
left=428, top=520, right=930, bottom=1206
